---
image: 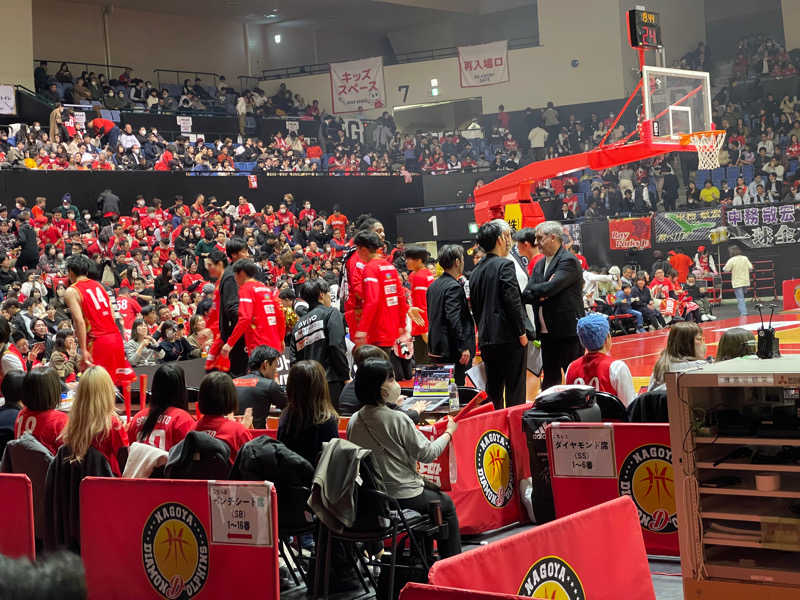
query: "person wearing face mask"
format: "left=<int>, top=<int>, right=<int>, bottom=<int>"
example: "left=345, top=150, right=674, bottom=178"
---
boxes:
left=469, top=219, right=529, bottom=409
left=347, top=358, right=461, bottom=558
left=288, top=278, right=349, bottom=405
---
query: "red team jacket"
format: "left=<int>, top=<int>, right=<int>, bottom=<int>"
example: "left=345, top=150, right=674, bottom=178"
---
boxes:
left=227, top=280, right=286, bottom=352
left=356, top=258, right=409, bottom=347
left=127, top=406, right=196, bottom=451
left=409, top=268, right=434, bottom=336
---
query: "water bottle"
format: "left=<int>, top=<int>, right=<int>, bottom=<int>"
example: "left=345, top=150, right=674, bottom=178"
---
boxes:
left=448, top=381, right=459, bottom=414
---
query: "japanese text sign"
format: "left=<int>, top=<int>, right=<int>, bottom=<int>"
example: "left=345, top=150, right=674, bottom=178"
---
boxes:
left=329, top=56, right=386, bottom=114
left=458, top=41, right=510, bottom=88
left=551, top=424, right=616, bottom=477
left=208, top=481, right=274, bottom=546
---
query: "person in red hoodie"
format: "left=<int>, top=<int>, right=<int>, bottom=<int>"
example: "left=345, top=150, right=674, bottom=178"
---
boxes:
left=405, top=245, right=434, bottom=360
left=153, top=148, right=174, bottom=171
left=353, top=230, right=409, bottom=354
left=193, top=371, right=252, bottom=464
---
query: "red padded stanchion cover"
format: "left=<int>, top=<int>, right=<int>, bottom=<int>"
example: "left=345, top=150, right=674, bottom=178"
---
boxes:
left=400, top=582, right=529, bottom=600
left=505, top=402, right=533, bottom=482
left=0, top=473, right=35, bottom=560
left=547, top=423, right=678, bottom=556
left=80, top=478, right=279, bottom=600
left=429, top=496, right=655, bottom=600
left=449, top=407, right=523, bottom=534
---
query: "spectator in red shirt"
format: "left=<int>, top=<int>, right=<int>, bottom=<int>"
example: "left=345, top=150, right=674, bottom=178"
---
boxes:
left=193, top=371, right=253, bottom=463
left=326, top=205, right=348, bottom=238
left=14, top=367, right=69, bottom=455
left=127, top=364, right=195, bottom=451
left=497, top=104, right=509, bottom=130
left=299, top=200, right=316, bottom=223
left=60, top=365, right=129, bottom=476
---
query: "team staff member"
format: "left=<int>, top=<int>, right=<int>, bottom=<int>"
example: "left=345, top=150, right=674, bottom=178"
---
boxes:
left=223, top=259, right=285, bottom=357
left=217, top=238, right=249, bottom=376
left=233, top=346, right=287, bottom=429
left=288, top=278, right=349, bottom=404
left=405, top=246, right=434, bottom=363
left=352, top=231, right=408, bottom=361
left=426, top=245, right=475, bottom=386
left=523, top=221, right=584, bottom=390
left=565, top=313, right=635, bottom=406
left=469, top=220, right=528, bottom=409
left=63, top=254, right=134, bottom=386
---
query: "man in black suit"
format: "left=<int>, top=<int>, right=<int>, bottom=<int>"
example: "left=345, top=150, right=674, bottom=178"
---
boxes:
left=426, top=244, right=475, bottom=386
left=469, top=220, right=529, bottom=409
left=523, top=221, right=584, bottom=389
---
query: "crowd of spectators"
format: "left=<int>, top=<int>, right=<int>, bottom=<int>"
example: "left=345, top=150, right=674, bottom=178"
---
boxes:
left=730, top=35, right=799, bottom=82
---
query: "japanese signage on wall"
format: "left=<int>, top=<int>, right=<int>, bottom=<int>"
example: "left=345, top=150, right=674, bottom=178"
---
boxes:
left=176, top=115, right=192, bottom=133
left=654, top=208, right=722, bottom=244
left=458, top=40, right=510, bottom=87
left=329, top=56, right=386, bottom=114
left=725, top=203, right=800, bottom=248
left=608, top=217, right=652, bottom=250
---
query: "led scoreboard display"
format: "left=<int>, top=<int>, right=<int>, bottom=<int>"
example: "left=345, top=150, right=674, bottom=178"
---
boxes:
left=627, top=9, right=661, bottom=49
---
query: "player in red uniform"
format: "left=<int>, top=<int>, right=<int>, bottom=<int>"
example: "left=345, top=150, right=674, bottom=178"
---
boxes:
left=341, top=217, right=386, bottom=333
left=405, top=246, right=434, bottom=358
left=193, top=372, right=253, bottom=463
left=223, top=259, right=285, bottom=357
left=353, top=231, right=409, bottom=350
left=115, top=286, right=142, bottom=335
left=127, top=364, right=195, bottom=451
left=62, top=254, right=134, bottom=386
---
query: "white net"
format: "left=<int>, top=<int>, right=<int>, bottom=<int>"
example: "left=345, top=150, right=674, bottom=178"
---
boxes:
left=689, top=130, right=726, bottom=170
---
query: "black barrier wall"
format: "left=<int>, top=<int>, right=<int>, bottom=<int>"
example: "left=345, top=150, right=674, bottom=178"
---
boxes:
left=0, top=171, right=424, bottom=239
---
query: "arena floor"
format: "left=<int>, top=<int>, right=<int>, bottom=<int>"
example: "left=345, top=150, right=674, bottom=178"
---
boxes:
left=609, top=303, right=800, bottom=391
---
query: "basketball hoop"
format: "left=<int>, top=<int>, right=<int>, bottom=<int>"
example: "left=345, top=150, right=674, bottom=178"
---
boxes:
left=680, top=130, right=726, bottom=170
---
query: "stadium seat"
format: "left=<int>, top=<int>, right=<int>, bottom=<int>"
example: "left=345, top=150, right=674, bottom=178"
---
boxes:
left=742, top=164, right=754, bottom=182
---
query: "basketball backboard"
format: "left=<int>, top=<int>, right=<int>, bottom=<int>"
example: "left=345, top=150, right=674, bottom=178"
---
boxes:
left=642, top=66, right=712, bottom=143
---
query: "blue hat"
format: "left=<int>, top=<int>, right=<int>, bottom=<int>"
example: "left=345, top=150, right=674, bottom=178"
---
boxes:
left=576, top=313, right=610, bottom=351
left=62, top=193, right=71, bottom=203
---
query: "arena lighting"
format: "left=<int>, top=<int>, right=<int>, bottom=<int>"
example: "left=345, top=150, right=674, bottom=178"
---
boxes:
left=431, top=87, right=439, bottom=96
left=273, top=33, right=282, bottom=44
left=430, top=78, right=438, bottom=87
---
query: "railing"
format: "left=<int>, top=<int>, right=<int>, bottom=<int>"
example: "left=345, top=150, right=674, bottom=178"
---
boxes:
left=153, top=69, right=221, bottom=92
left=238, top=75, right=261, bottom=92
left=33, top=59, right=129, bottom=82
left=257, top=36, right=540, bottom=81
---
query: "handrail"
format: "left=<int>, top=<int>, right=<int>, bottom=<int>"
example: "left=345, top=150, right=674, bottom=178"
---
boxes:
left=258, top=36, right=540, bottom=81
left=15, top=84, right=56, bottom=109
left=34, top=59, right=129, bottom=81
left=237, top=75, right=261, bottom=92
left=153, top=69, right=221, bottom=91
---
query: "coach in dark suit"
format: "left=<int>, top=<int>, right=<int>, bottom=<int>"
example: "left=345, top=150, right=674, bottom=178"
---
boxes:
left=426, top=244, right=475, bottom=386
left=523, top=221, right=584, bottom=389
left=469, top=220, right=528, bottom=409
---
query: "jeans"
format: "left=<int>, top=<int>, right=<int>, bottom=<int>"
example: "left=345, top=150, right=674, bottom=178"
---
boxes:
left=733, top=286, right=747, bottom=315
left=629, top=308, right=643, bottom=329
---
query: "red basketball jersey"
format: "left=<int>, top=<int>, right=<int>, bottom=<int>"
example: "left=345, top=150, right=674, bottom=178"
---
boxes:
left=72, top=279, right=118, bottom=339
left=127, top=406, right=195, bottom=451
left=14, top=408, right=69, bottom=455
left=193, top=415, right=251, bottom=463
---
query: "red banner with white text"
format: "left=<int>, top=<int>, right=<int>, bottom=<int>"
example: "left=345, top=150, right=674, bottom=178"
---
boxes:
left=608, top=217, right=652, bottom=250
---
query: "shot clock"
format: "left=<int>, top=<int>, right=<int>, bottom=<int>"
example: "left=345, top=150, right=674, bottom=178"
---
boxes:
left=627, top=9, right=662, bottom=49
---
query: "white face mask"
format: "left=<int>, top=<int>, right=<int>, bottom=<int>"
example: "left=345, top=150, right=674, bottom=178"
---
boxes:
left=380, top=379, right=401, bottom=405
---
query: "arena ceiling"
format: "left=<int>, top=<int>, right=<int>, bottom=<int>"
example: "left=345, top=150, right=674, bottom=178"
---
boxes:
left=63, top=0, right=535, bottom=26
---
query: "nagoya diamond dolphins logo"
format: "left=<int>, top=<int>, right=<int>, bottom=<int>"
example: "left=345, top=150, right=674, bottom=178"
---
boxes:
left=618, top=444, right=677, bottom=533
left=142, top=502, right=209, bottom=599
left=475, top=429, right=514, bottom=508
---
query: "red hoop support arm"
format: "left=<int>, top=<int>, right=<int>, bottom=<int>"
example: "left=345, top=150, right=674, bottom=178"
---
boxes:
left=599, top=79, right=642, bottom=147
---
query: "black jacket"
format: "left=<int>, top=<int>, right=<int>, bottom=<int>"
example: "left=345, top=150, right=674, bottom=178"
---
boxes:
left=630, top=284, right=654, bottom=310
left=426, top=272, right=475, bottom=361
left=17, top=224, right=39, bottom=261
left=523, top=245, right=584, bottom=339
left=233, top=372, right=287, bottom=429
left=44, top=445, right=113, bottom=553
left=469, top=253, right=527, bottom=347
left=288, top=304, right=349, bottom=383
left=230, top=436, right=315, bottom=531
left=218, top=267, right=239, bottom=340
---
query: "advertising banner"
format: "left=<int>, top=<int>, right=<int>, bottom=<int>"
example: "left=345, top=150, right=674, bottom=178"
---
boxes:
left=608, top=217, right=652, bottom=250
left=458, top=41, right=510, bottom=88
left=654, top=208, right=721, bottom=244
left=329, top=56, right=386, bottom=114
left=724, top=202, right=800, bottom=248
